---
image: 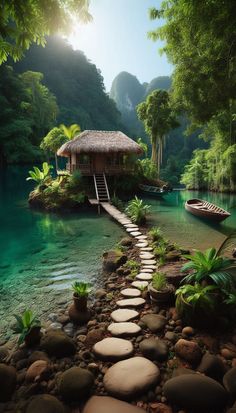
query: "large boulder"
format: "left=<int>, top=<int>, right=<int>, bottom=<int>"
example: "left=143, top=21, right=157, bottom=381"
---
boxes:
left=0, top=363, right=16, bottom=402
left=26, top=394, right=66, bottom=413
left=58, top=367, right=94, bottom=402
left=103, top=250, right=127, bottom=272
left=83, top=396, right=146, bottom=413
left=139, top=338, right=168, bottom=361
left=164, top=374, right=228, bottom=410
left=41, top=330, right=76, bottom=358
left=174, top=339, right=202, bottom=366
left=103, top=356, right=160, bottom=400
left=197, top=352, right=226, bottom=382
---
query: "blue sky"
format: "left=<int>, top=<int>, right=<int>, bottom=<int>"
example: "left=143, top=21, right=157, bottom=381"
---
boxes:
left=67, top=0, right=173, bottom=91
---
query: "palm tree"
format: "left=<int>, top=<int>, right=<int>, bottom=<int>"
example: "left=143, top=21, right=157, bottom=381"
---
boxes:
left=59, top=124, right=81, bottom=140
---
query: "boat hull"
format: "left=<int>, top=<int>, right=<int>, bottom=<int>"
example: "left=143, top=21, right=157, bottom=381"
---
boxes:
left=185, top=199, right=230, bottom=222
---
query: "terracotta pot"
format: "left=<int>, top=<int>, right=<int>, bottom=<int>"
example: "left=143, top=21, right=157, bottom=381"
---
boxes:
left=148, top=283, right=175, bottom=304
left=73, top=293, right=87, bottom=312
left=24, top=326, right=41, bottom=347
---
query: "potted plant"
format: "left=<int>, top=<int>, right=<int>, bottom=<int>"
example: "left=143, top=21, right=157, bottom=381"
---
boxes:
left=148, top=272, right=175, bottom=303
left=13, top=310, right=41, bottom=347
left=175, top=283, right=218, bottom=325
left=69, top=281, right=92, bottom=324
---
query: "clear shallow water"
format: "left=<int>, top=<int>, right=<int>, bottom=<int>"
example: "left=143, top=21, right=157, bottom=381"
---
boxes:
left=0, top=166, right=124, bottom=341
left=146, top=190, right=236, bottom=250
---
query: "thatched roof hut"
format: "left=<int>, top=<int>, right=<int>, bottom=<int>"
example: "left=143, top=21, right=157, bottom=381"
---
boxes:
left=57, top=130, right=143, bottom=156
left=57, top=130, right=143, bottom=176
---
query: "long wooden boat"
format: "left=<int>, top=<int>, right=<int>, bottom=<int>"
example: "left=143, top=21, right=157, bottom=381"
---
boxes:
left=185, top=198, right=230, bottom=222
left=139, top=184, right=171, bottom=197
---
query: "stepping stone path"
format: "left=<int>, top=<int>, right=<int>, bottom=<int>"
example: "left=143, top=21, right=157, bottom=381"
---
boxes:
left=94, top=204, right=167, bottom=402
left=103, top=356, right=160, bottom=400
left=108, top=322, right=141, bottom=337
left=116, top=298, right=146, bottom=308
left=120, top=288, right=141, bottom=297
left=111, top=309, right=139, bottom=322
left=132, top=280, right=149, bottom=288
left=136, top=273, right=153, bottom=281
left=93, top=337, right=134, bottom=361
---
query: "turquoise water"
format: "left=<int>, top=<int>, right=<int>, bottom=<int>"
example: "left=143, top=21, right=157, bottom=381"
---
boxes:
left=0, top=166, right=124, bottom=341
left=146, top=190, right=236, bottom=250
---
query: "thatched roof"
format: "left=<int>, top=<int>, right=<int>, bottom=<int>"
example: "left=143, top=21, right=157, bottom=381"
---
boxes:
left=57, top=130, right=143, bottom=156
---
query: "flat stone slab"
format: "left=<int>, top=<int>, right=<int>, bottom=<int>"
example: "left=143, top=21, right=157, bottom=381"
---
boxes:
left=126, top=227, right=139, bottom=233
left=136, top=235, right=148, bottom=240
left=140, top=247, right=153, bottom=251
left=83, top=396, right=147, bottom=413
left=136, top=242, right=149, bottom=248
left=120, top=220, right=132, bottom=225
left=141, top=260, right=156, bottom=265
left=130, top=231, right=142, bottom=236
left=121, top=288, right=141, bottom=297
left=142, top=265, right=157, bottom=270
left=140, top=268, right=154, bottom=273
left=103, top=356, right=160, bottom=400
left=108, top=322, right=141, bottom=337
left=132, top=280, right=149, bottom=288
left=93, top=337, right=134, bottom=361
left=111, top=309, right=139, bottom=322
left=116, top=298, right=146, bottom=308
left=136, top=273, right=153, bottom=281
left=124, top=223, right=138, bottom=228
left=139, top=253, right=155, bottom=259
left=141, top=314, right=167, bottom=333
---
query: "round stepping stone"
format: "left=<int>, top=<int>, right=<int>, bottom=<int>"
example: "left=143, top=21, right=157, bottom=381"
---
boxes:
left=121, top=288, right=141, bottom=297
left=83, top=395, right=147, bottom=413
left=132, top=280, right=149, bottom=288
left=116, top=298, right=146, bottom=308
left=126, top=227, right=139, bottom=233
left=139, top=253, right=155, bottom=259
left=111, top=309, right=139, bottom=322
left=142, top=265, right=157, bottom=270
left=93, top=338, right=134, bottom=361
left=140, top=247, right=153, bottom=252
left=136, top=235, right=148, bottom=240
left=141, top=259, right=156, bottom=265
left=140, top=268, right=154, bottom=273
left=124, top=223, right=138, bottom=228
left=136, top=273, right=153, bottom=281
left=103, top=356, right=160, bottom=400
left=120, top=220, right=132, bottom=225
left=136, top=242, right=149, bottom=248
left=108, top=322, right=141, bottom=337
left=130, top=231, right=142, bottom=236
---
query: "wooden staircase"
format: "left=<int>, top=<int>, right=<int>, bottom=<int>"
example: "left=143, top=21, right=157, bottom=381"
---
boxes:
left=93, top=173, right=110, bottom=203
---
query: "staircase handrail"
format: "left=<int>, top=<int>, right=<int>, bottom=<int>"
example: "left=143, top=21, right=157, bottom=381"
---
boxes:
left=93, top=174, right=99, bottom=201
left=103, top=172, right=110, bottom=201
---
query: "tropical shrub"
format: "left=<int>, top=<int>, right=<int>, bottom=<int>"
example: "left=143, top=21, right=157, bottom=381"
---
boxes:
left=26, top=162, right=53, bottom=189
left=72, top=281, right=91, bottom=297
left=125, top=196, right=150, bottom=225
left=181, top=247, right=236, bottom=291
left=13, top=310, right=41, bottom=345
left=152, top=272, right=168, bottom=291
left=111, top=195, right=124, bottom=211
left=148, top=226, right=163, bottom=242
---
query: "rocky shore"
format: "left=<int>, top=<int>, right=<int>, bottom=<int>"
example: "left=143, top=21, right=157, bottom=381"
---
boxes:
left=1, top=219, right=236, bottom=413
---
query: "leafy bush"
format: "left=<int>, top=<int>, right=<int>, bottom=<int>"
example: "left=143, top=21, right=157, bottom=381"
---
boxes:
left=111, top=195, right=124, bottom=211
left=72, top=281, right=91, bottom=297
left=66, top=170, right=82, bottom=190
left=182, top=247, right=236, bottom=290
left=26, top=162, right=53, bottom=189
left=13, top=310, right=41, bottom=344
left=152, top=272, right=168, bottom=291
left=125, top=196, right=150, bottom=225
left=124, top=259, right=140, bottom=271
left=148, top=227, right=163, bottom=242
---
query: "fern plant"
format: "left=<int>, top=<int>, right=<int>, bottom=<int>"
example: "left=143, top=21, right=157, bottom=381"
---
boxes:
left=125, top=196, right=150, bottom=225
left=181, top=247, right=236, bottom=290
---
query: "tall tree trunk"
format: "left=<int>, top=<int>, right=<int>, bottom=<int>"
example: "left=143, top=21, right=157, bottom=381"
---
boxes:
left=151, top=137, right=158, bottom=165
left=55, top=153, right=58, bottom=171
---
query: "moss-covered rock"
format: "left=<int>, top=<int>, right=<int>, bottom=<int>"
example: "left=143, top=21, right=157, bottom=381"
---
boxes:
left=103, top=250, right=127, bottom=272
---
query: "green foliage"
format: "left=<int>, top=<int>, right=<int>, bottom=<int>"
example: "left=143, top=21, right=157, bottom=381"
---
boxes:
left=175, top=283, right=218, bottom=317
left=66, top=170, right=82, bottom=190
left=13, top=310, right=41, bottom=345
left=40, top=127, right=68, bottom=154
left=152, top=272, right=168, bottom=291
left=111, top=195, right=125, bottom=211
left=125, top=196, right=150, bottom=225
left=124, top=259, right=140, bottom=271
left=59, top=124, right=81, bottom=140
left=26, top=162, right=53, bottom=188
left=0, top=1, right=92, bottom=63
left=137, top=90, right=178, bottom=175
left=182, top=248, right=236, bottom=291
left=148, top=227, right=163, bottom=242
left=72, top=281, right=91, bottom=297
left=137, top=158, right=158, bottom=181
